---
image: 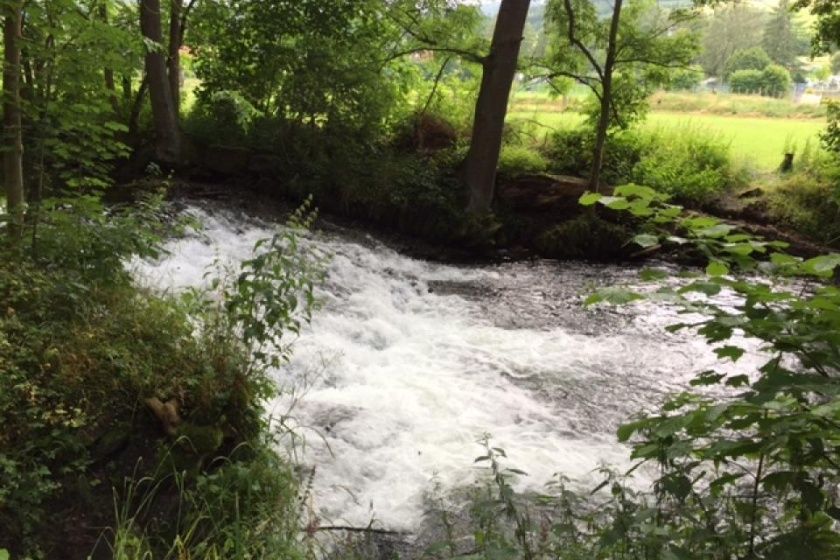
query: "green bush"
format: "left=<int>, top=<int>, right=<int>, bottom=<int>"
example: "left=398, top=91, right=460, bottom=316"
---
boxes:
left=729, top=69, right=766, bottom=95
left=667, top=65, right=704, bottom=91
left=546, top=126, right=739, bottom=205
left=768, top=160, right=840, bottom=245
left=760, top=64, right=793, bottom=97
left=497, top=144, right=549, bottom=177
left=730, top=65, right=792, bottom=98
left=546, top=127, right=647, bottom=185
left=184, top=90, right=261, bottom=147
left=536, top=214, right=630, bottom=260
left=723, top=46, right=772, bottom=80
left=632, top=126, right=737, bottom=204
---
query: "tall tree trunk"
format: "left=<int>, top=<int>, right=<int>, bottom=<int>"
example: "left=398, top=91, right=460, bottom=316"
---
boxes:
left=168, top=0, right=182, bottom=113
left=462, top=0, right=531, bottom=215
left=589, top=0, right=623, bottom=192
left=3, top=3, right=24, bottom=241
left=140, top=0, right=180, bottom=165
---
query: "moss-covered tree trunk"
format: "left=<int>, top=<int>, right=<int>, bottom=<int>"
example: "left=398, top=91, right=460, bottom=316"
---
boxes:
left=463, top=0, right=531, bottom=215
left=589, top=0, right=623, bottom=192
left=3, top=2, right=24, bottom=241
left=140, top=0, right=181, bottom=165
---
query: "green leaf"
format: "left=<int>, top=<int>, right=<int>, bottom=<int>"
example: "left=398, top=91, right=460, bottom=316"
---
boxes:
left=640, top=267, right=668, bottom=281
left=614, top=183, right=658, bottom=200
left=618, top=419, right=650, bottom=442
left=706, top=261, right=729, bottom=277
left=579, top=192, right=602, bottom=206
left=598, top=196, right=630, bottom=210
left=633, top=234, right=659, bottom=248
left=715, top=345, right=745, bottom=362
left=802, top=254, right=840, bottom=277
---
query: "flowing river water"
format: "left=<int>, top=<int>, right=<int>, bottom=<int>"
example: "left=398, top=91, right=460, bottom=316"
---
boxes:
left=135, top=202, right=763, bottom=540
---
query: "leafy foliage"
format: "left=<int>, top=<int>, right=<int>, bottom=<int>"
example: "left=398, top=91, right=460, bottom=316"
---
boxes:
left=544, top=0, right=699, bottom=130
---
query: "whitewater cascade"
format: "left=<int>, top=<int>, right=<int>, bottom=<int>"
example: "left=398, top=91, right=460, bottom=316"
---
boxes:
left=135, top=204, right=760, bottom=532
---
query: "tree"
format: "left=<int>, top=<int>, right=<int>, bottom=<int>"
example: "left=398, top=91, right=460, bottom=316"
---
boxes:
left=3, top=1, right=24, bottom=241
left=722, top=46, right=772, bottom=81
left=762, top=0, right=808, bottom=73
left=462, top=0, right=531, bottom=215
left=544, top=0, right=698, bottom=190
left=793, top=0, right=840, bottom=54
left=140, top=0, right=180, bottom=164
left=699, top=4, right=766, bottom=77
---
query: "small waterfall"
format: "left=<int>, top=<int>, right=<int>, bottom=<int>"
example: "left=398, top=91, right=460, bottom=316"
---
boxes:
left=135, top=203, right=762, bottom=532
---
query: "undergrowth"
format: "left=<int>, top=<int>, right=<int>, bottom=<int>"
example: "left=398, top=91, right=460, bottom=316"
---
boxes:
left=0, top=192, right=321, bottom=558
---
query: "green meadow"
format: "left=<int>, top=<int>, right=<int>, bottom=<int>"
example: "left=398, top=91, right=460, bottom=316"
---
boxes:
left=508, top=108, right=825, bottom=172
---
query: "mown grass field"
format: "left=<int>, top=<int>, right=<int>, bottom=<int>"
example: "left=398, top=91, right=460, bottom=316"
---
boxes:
left=509, top=108, right=825, bottom=172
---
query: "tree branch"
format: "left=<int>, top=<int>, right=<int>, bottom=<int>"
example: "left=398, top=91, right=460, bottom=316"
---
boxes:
left=563, top=0, right=604, bottom=79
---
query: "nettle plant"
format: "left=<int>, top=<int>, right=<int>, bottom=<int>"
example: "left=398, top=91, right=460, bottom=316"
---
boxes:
left=579, top=185, right=840, bottom=558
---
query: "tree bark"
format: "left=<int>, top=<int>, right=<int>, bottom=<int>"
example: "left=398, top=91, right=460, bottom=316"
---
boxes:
left=462, top=0, right=531, bottom=215
left=3, top=3, right=24, bottom=241
left=589, top=0, right=623, bottom=192
left=168, top=0, right=182, bottom=113
left=140, top=0, right=180, bottom=165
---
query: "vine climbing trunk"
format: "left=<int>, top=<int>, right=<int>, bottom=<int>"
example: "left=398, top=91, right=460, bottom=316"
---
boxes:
left=3, top=3, right=24, bottom=241
left=462, top=0, right=531, bottom=215
left=140, top=0, right=181, bottom=165
left=589, top=0, right=623, bottom=192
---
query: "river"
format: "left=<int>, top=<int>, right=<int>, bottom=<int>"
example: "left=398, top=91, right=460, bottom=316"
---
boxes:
left=135, top=201, right=761, bottom=538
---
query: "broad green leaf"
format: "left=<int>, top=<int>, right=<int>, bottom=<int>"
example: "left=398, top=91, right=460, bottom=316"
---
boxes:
left=579, top=192, right=602, bottom=206
left=614, top=183, right=657, bottom=200
left=633, top=233, right=659, bottom=248
left=802, top=254, right=840, bottom=277
left=706, top=261, right=729, bottom=277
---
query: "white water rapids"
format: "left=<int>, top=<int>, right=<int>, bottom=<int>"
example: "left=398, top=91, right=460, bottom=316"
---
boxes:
left=135, top=203, right=763, bottom=533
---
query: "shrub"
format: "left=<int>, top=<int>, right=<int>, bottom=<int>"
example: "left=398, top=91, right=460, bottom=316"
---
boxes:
left=760, top=64, right=793, bottom=97
left=831, top=51, right=840, bottom=75
left=546, top=127, right=647, bottom=185
left=667, top=65, right=704, bottom=91
left=730, top=65, right=792, bottom=97
left=184, top=90, right=261, bottom=147
left=536, top=214, right=630, bottom=260
left=631, top=126, right=738, bottom=204
left=723, top=46, right=772, bottom=80
left=729, top=69, right=766, bottom=95
left=768, top=159, right=840, bottom=245
left=546, top=125, right=739, bottom=205
left=497, top=144, right=549, bottom=177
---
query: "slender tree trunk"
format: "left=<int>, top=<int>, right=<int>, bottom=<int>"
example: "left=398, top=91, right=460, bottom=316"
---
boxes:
left=462, top=0, right=531, bottom=215
left=589, top=0, right=623, bottom=192
left=140, top=0, right=180, bottom=164
left=3, top=3, right=24, bottom=241
left=168, top=0, right=182, bottom=113
left=98, top=1, right=119, bottom=113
